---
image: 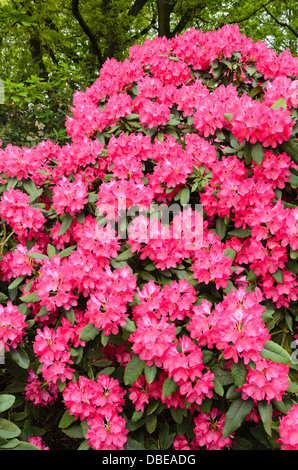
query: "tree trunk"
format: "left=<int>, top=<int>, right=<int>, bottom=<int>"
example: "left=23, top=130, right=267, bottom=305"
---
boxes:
left=29, top=33, right=48, bottom=79
left=156, top=0, right=173, bottom=37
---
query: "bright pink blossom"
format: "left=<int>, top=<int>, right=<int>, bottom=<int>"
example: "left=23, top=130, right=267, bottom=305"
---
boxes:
left=0, top=302, right=27, bottom=351
left=239, top=356, right=290, bottom=404
left=277, top=404, right=298, bottom=450
left=193, top=408, right=234, bottom=450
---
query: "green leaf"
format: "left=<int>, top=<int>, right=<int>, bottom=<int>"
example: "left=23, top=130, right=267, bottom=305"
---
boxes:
left=170, top=407, right=186, bottom=424
left=124, top=354, right=146, bottom=385
left=9, top=347, right=30, bottom=369
left=145, top=365, right=157, bottom=385
left=222, top=397, right=254, bottom=438
left=162, top=377, right=178, bottom=398
left=36, top=305, right=49, bottom=318
left=79, top=323, right=99, bottom=342
left=58, top=213, right=73, bottom=236
left=123, top=317, right=136, bottom=333
left=271, top=98, right=287, bottom=110
left=100, top=367, right=115, bottom=376
left=226, top=384, right=241, bottom=400
left=224, top=248, right=236, bottom=261
left=272, top=268, right=283, bottom=283
left=58, top=410, right=76, bottom=429
left=174, top=186, right=190, bottom=205
left=22, top=179, right=37, bottom=195
left=47, top=244, right=56, bottom=258
left=0, top=395, right=15, bottom=413
left=216, top=216, right=226, bottom=240
left=62, top=424, right=84, bottom=439
left=19, top=292, right=41, bottom=303
left=228, top=227, right=251, bottom=238
left=224, top=113, right=233, bottom=123
left=260, top=340, right=291, bottom=365
left=158, top=422, right=175, bottom=449
left=8, top=276, right=26, bottom=291
left=146, top=414, right=157, bottom=434
left=13, top=441, right=41, bottom=450
left=251, top=142, right=265, bottom=165
left=146, top=400, right=160, bottom=416
left=213, top=375, right=224, bottom=396
left=132, top=409, right=143, bottom=422
left=281, top=140, right=298, bottom=164
left=258, top=400, right=272, bottom=436
left=125, top=437, right=146, bottom=450
left=246, top=64, right=257, bottom=76
left=0, top=292, right=8, bottom=304
left=232, top=359, right=248, bottom=388
left=176, top=412, right=194, bottom=436
left=101, top=331, right=109, bottom=347
left=26, top=252, right=47, bottom=260
left=179, top=186, right=190, bottom=205
left=0, top=437, right=9, bottom=447
left=58, top=245, right=77, bottom=259
left=116, top=247, right=134, bottom=261
left=0, top=419, right=21, bottom=439
left=288, top=173, right=298, bottom=187
left=28, top=189, right=43, bottom=203
left=213, top=366, right=234, bottom=386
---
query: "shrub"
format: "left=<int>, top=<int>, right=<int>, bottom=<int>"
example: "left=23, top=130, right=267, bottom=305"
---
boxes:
left=0, top=24, right=298, bottom=451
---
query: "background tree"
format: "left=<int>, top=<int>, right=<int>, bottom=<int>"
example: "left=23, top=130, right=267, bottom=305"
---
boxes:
left=0, top=0, right=296, bottom=147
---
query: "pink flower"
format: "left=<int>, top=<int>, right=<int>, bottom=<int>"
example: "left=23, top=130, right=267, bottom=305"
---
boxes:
left=187, top=299, right=215, bottom=349
left=0, top=188, right=46, bottom=239
left=239, top=356, right=290, bottom=404
left=162, top=336, right=204, bottom=382
left=36, top=255, right=79, bottom=311
left=130, top=312, right=176, bottom=368
left=128, top=375, right=150, bottom=412
left=73, top=214, right=120, bottom=263
left=159, top=279, right=197, bottom=321
left=63, top=374, right=125, bottom=420
left=277, top=404, right=298, bottom=450
left=52, top=175, right=89, bottom=216
left=86, top=408, right=129, bottom=450
left=173, top=435, right=192, bottom=450
left=96, top=179, right=154, bottom=222
left=85, top=265, right=136, bottom=335
left=0, top=302, right=27, bottom=351
left=0, top=243, right=44, bottom=282
left=28, top=436, right=49, bottom=450
left=252, top=150, right=292, bottom=189
left=211, top=287, right=270, bottom=364
left=24, top=369, right=59, bottom=407
left=40, top=351, right=74, bottom=384
left=193, top=408, right=233, bottom=450
left=178, top=369, right=214, bottom=406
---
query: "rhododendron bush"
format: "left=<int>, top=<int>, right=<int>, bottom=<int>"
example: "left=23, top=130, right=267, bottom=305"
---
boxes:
left=0, top=24, right=298, bottom=451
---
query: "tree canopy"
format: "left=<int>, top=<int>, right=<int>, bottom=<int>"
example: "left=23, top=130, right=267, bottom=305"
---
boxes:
left=0, top=0, right=297, bottom=146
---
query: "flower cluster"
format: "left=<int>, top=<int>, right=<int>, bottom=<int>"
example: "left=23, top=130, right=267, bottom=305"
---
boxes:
left=32, top=314, right=86, bottom=385
left=63, top=374, right=128, bottom=450
left=85, top=265, right=137, bottom=335
left=188, top=287, right=270, bottom=365
left=238, top=357, right=290, bottom=404
left=0, top=188, right=46, bottom=239
left=277, top=404, right=298, bottom=450
left=0, top=23, right=297, bottom=451
left=0, top=302, right=27, bottom=351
